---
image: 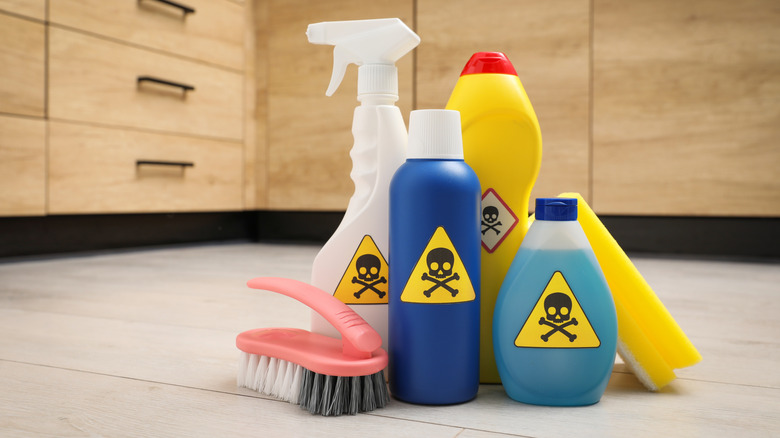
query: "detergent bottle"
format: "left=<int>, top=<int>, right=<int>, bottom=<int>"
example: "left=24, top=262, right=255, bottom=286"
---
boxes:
left=493, top=198, right=617, bottom=406
left=307, top=19, right=420, bottom=349
left=445, top=52, right=543, bottom=383
left=389, top=109, right=481, bottom=405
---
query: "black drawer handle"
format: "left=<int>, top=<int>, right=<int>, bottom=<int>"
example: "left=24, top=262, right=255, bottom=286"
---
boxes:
left=137, top=76, right=195, bottom=93
left=137, top=160, right=194, bottom=168
left=141, top=0, right=196, bottom=15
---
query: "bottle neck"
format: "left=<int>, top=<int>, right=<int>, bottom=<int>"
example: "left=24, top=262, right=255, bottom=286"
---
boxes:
left=358, top=94, right=398, bottom=106
left=357, top=64, right=398, bottom=102
left=523, top=220, right=589, bottom=251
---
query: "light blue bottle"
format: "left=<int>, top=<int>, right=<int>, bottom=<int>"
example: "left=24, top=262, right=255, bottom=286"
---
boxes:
left=493, top=198, right=617, bottom=406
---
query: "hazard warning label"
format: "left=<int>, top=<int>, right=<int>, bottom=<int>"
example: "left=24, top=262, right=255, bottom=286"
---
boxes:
left=481, top=188, right=518, bottom=253
left=514, top=271, right=600, bottom=348
left=400, top=227, right=476, bottom=304
left=333, top=235, right=388, bottom=304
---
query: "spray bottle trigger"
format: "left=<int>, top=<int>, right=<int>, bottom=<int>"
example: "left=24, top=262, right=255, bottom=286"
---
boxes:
left=326, top=45, right=361, bottom=96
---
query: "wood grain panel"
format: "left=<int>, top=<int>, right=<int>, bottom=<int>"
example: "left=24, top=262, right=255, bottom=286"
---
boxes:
left=0, top=0, right=44, bottom=21
left=417, top=0, right=591, bottom=209
left=265, top=0, right=415, bottom=211
left=593, top=0, right=780, bottom=216
left=0, top=116, right=45, bottom=216
left=49, top=27, right=243, bottom=141
left=0, top=13, right=45, bottom=117
left=245, top=0, right=265, bottom=209
left=49, top=0, right=244, bottom=71
left=48, top=121, right=243, bottom=214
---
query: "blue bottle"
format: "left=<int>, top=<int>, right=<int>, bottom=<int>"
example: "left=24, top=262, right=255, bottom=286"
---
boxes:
left=389, top=109, right=481, bottom=405
left=493, top=198, right=617, bottom=406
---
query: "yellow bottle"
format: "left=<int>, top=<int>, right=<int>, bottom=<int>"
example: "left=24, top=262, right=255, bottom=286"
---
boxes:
left=446, top=52, right=542, bottom=383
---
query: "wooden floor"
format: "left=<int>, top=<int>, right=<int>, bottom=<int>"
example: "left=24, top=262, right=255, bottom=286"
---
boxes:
left=0, top=242, right=777, bottom=437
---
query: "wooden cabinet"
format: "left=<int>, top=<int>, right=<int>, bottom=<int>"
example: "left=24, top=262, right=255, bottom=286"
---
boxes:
left=415, top=0, right=779, bottom=217
left=48, top=27, right=243, bottom=141
left=49, top=0, right=244, bottom=71
left=0, top=117, right=45, bottom=216
left=48, top=122, right=243, bottom=214
left=0, top=0, right=45, bottom=21
left=592, top=0, right=780, bottom=216
left=0, top=13, right=45, bottom=118
left=29, top=0, right=248, bottom=216
left=0, top=1, right=250, bottom=217
left=2, top=1, right=778, bottom=218
left=261, top=0, right=777, bottom=217
left=0, top=10, right=45, bottom=216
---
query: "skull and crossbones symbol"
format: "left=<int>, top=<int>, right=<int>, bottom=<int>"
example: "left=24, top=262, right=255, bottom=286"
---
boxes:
left=538, top=292, right=578, bottom=342
left=351, top=254, right=386, bottom=299
left=420, top=247, right=460, bottom=298
left=481, top=206, right=502, bottom=235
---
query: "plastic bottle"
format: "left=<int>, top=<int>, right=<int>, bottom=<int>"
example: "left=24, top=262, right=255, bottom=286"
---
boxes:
left=445, top=52, right=543, bottom=383
left=493, top=198, right=617, bottom=406
left=306, top=18, right=420, bottom=349
left=388, top=109, right=481, bottom=405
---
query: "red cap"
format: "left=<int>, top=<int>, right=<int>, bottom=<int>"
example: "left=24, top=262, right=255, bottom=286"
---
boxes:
left=459, top=52, right=517, bottom=76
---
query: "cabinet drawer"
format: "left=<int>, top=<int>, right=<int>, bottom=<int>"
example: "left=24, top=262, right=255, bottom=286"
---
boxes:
left=48, top=122, right=243, bottom=214
left=49, top=0, right=244, bottom=71
left=0, top=13, right=45, bottom=117
left=49, top=27, right=243, bottom=141
left=0, top=0, right=45, bottom=21
left=0, top=116, right=46, bottom=216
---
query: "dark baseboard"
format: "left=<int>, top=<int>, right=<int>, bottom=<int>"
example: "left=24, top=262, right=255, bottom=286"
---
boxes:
left=0, top=212, right=257, bottom=259
left=0, top=211, right=777, bottom=260
left=600, top=215, right=779, bottom=259
left=256, top=210, right=345, bottom=243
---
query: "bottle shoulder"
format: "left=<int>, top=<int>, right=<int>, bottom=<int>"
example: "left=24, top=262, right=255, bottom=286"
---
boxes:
left=520, top=221, right=592, bottom=251
left=391, top=160, right=480, bottom=190
left=394, top=158, right=477, bottom=173
left=446, top=74, right=538, bottom=120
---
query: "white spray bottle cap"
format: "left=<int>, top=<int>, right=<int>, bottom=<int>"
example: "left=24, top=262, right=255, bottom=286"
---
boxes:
left=306, top=18, right=420, bottom=99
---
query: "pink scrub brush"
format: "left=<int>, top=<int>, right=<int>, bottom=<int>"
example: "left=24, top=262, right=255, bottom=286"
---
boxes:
left=236, top=277, right=389, bottom=416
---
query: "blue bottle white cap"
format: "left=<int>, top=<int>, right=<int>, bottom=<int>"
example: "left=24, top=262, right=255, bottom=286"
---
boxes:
left=407, top=109, right=464, bottom=159
left=535, top=198, right=578, bottom=221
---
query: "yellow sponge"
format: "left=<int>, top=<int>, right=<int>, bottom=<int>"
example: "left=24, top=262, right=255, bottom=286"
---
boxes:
left=559, top=193, right=701, bottom=390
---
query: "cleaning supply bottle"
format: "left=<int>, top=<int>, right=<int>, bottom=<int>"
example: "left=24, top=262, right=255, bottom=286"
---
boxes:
left=307, top=19, right=420, bottom=349
left=556, top=192, right=701, bottom=391
left=388, top=109, right=481, bottom=405
left=493, top=198, right=617, bottom=406
left=445, top=52, right=543, bottom=383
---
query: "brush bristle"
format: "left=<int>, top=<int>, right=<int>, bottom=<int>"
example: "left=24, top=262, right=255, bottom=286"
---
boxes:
left=238, top=352, right=389, bottom=416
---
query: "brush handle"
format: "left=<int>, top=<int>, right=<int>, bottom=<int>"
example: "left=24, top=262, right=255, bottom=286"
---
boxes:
left=246, top=277, right=382, bottom=359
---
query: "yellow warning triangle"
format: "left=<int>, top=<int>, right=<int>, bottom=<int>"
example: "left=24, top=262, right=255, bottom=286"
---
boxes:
left=514, top=271, right=601, bottom=348
left=400, top=227, right=476, bottom=304
left=333, top=235, right=388, bottom=304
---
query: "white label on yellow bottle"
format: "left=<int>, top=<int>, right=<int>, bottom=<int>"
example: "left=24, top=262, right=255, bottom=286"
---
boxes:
left=481, top=188, right=518, bottom=253
left=400, top=227, right=476, bottom=304
left=514, top=271, right=601, bottom=348
left=333, top=235, right=388, bottom=304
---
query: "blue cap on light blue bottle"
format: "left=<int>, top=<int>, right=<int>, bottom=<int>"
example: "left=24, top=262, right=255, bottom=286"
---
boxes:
left=535, top=198, right=578, bottom=221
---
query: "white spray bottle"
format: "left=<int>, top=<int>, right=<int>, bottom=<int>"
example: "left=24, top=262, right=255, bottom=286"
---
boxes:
left=306, top=18, right=420, bottom=349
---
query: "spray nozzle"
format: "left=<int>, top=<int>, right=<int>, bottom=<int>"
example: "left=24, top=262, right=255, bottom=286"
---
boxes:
left=307, top=18, right=420, bottom=97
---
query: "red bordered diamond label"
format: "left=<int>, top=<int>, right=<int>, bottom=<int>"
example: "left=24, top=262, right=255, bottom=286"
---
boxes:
left=481, top=188, right=518, bottom=253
